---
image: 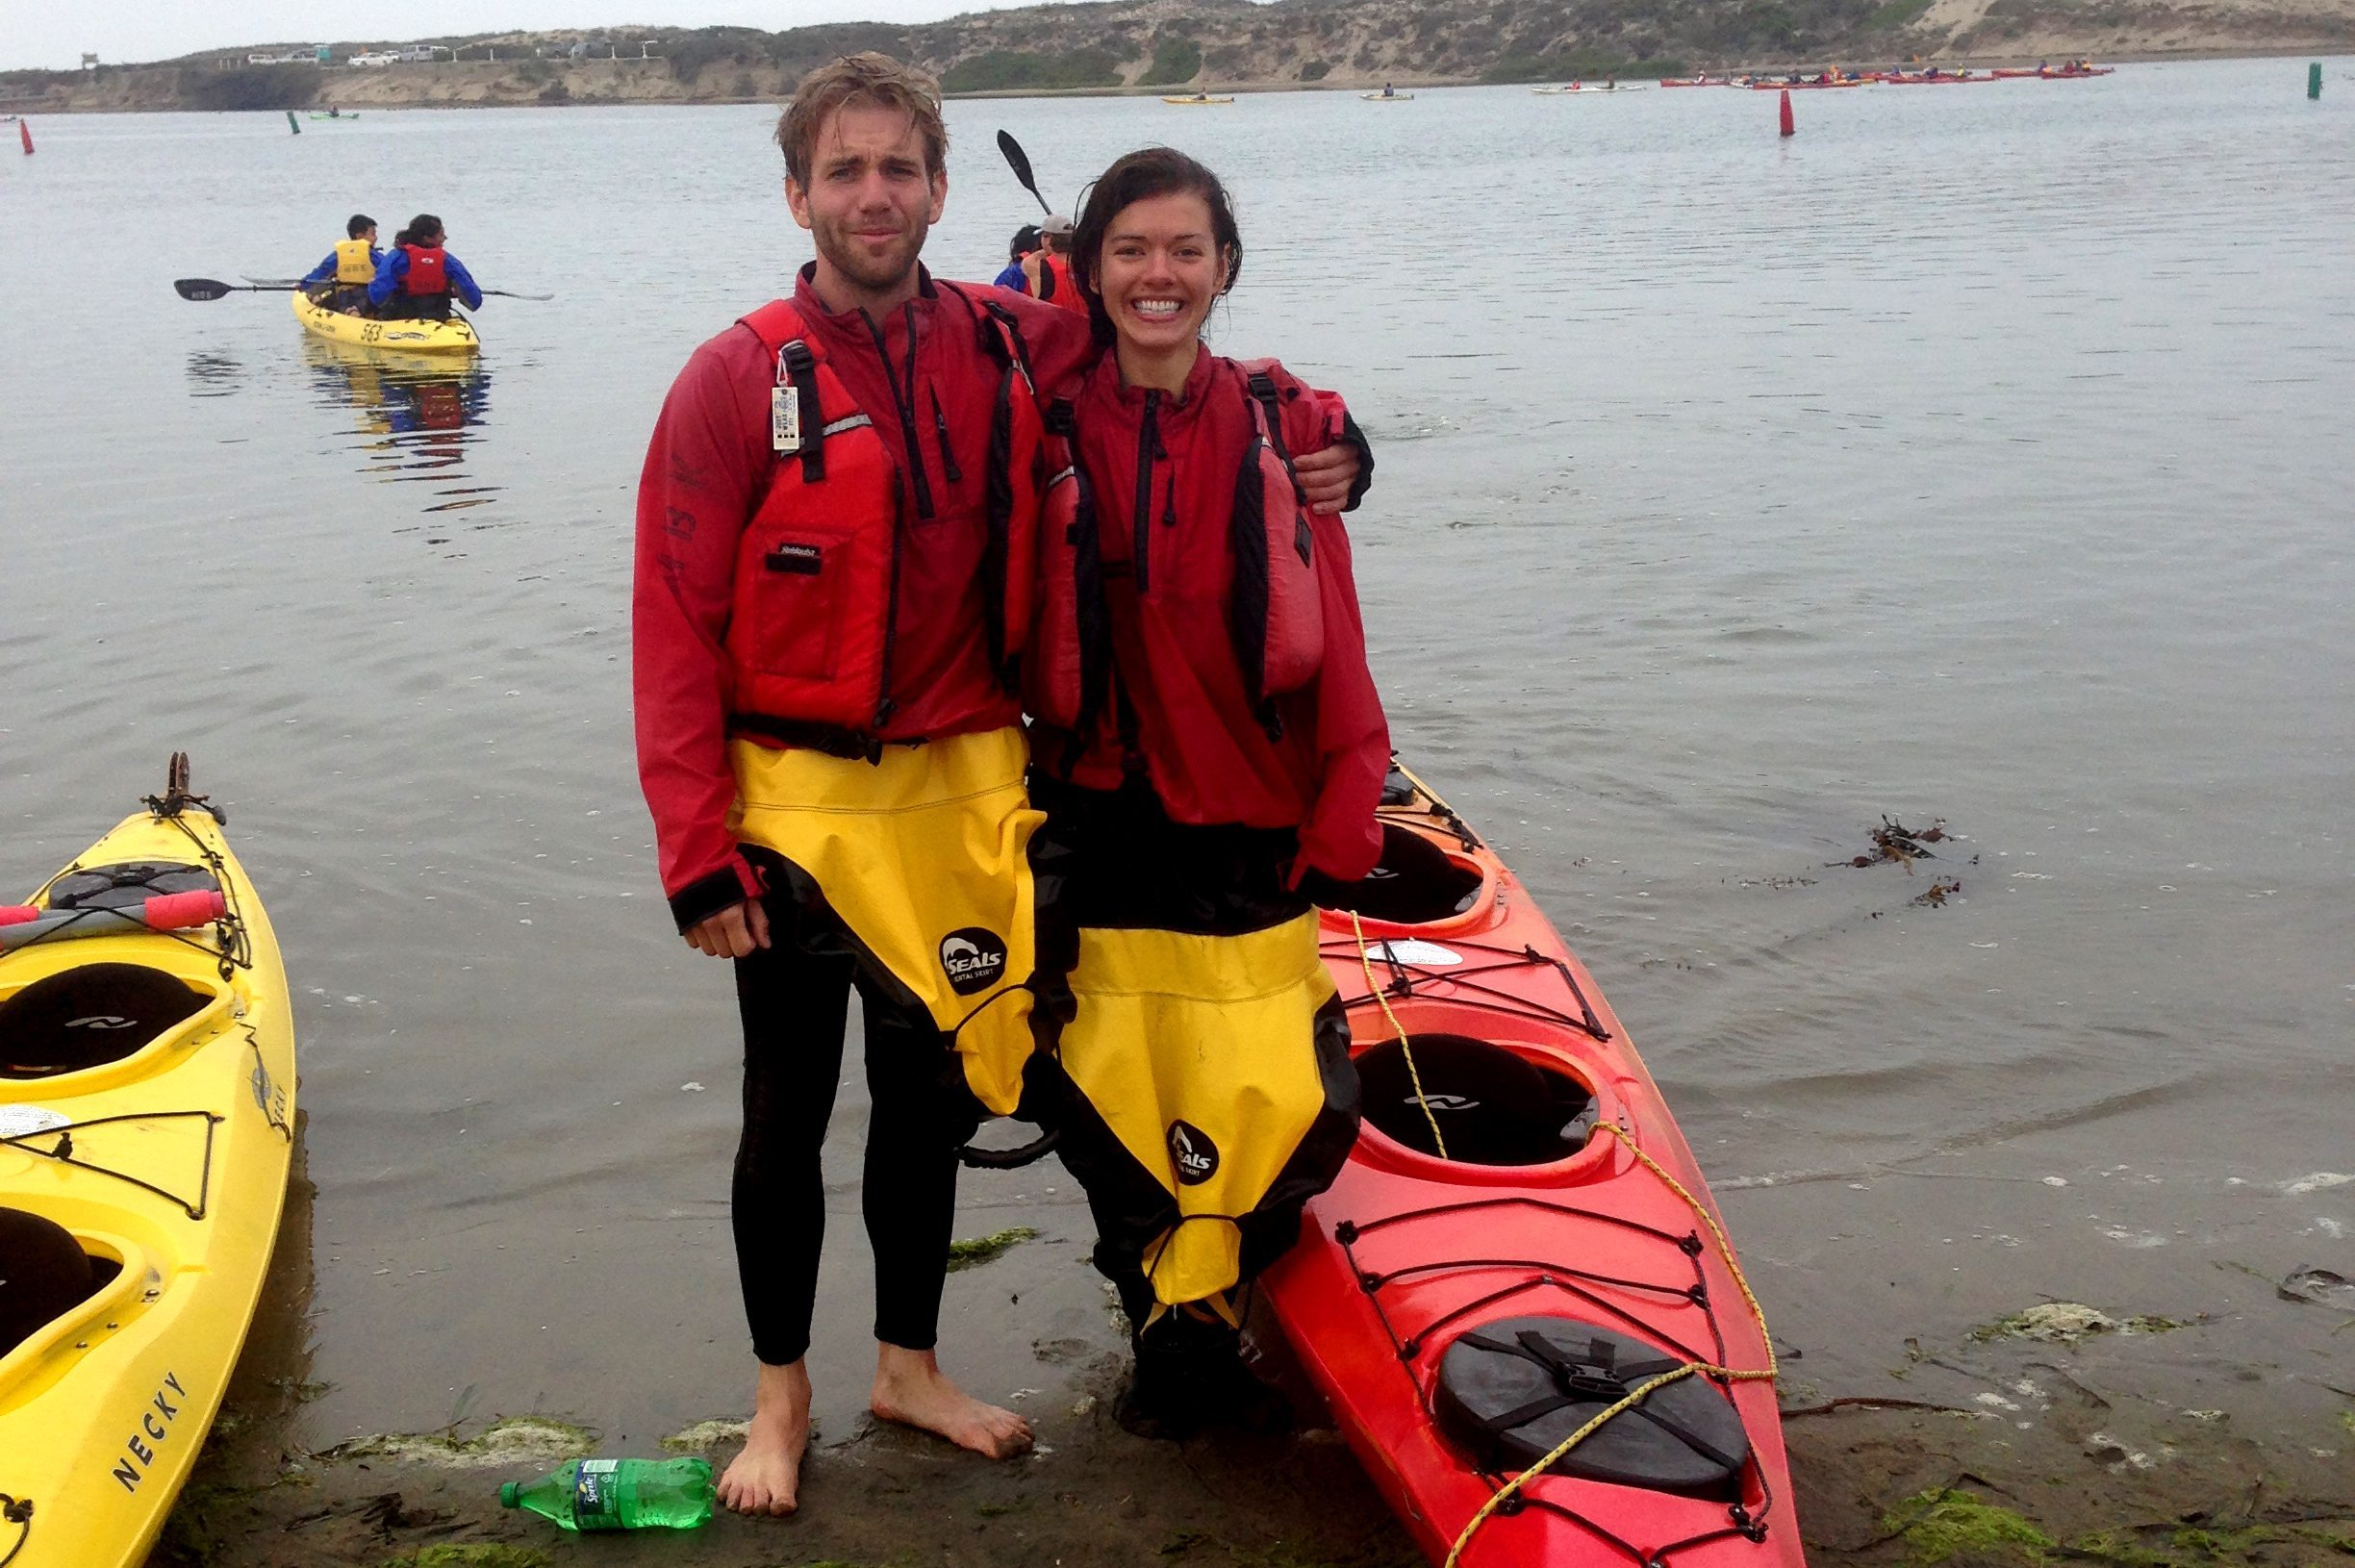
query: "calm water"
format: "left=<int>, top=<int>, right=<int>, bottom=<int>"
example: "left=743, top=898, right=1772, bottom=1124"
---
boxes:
left=4, top=60, right=2350, bottom=1465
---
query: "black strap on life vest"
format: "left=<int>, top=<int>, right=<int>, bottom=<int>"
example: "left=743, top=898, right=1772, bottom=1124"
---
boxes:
left=968, top=289, right=1040, bottom=688
left=780, top=341, right=825, bottom=483
left=725, top=712, right=924, bottom=766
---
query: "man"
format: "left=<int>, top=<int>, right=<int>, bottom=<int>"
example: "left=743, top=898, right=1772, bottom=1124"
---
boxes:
left=367, top=213, right=484, bottom=320
left=632, top=52, right=1366, bottom=1519
left=1020, top=214, right=1088, bottom=315
left=300, top=213, right=381, bottom=315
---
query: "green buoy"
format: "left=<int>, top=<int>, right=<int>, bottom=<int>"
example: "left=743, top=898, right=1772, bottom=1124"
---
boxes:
left=2311, top=62, right=2323, bottom=100
left=287, top=109, right=300, bottom=134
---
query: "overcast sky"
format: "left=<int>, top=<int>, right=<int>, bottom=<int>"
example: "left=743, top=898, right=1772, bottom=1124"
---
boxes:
left=8, top=0, right=1049, bottom=73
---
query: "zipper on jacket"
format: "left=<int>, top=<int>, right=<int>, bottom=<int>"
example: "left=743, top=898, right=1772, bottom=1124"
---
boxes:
left=928, top=386, right=962, bottom=485
left=859, top=304, right=935, bottom=520
left=1132, top=391, right=1160, bottom=593
left=873, top=486, right=905, bottom=733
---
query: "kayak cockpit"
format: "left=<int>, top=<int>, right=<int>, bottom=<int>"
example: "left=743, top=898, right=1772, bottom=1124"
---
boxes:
left=0, top=964, right=215, bottom=1079
left=1356, top=1031, right=1598, bottom=1167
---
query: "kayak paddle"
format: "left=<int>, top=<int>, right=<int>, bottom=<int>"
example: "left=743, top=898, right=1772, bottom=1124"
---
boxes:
left=245, top=274, right=554, bottom=301
left=176, top=277, right=290, bottom=299
left=996, top=129, right=1054, bottom=215
left=179, top=277, right=552, bottom=302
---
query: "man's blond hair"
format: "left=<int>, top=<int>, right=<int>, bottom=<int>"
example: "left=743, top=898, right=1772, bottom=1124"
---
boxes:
left=775, top=53, right=948, bottom=188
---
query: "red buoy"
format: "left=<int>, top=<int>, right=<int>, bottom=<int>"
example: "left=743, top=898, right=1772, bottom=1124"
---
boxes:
left=18, top=118, right=31, bottom=155
left=1779, top=89, right=1795, bottom=137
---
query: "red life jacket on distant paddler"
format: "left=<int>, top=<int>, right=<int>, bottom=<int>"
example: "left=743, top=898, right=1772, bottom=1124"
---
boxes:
left=1027, top=360, right=1324, bottom=744
left=399, top=243, right=448, bottom=296
left=1037, top=251, right=1090, bottom=317
left=723, top=295, right=1045, bottom=749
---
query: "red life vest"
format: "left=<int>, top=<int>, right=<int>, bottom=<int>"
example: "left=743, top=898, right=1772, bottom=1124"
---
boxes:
left=1027, top=362, right=1323, bottom=741
left=1036, top=252, right=1090, bottom=317
left=724, top=294, right=1044, bottom=749
left=399, top=243, right=448, bottom=296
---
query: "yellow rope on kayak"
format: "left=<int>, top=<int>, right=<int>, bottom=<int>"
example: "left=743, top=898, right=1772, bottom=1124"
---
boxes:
left=1440, top=1122, right=1779, bottom=1568
left=1591, top=1121, right=1778, bottom=1356
left=1350, top=908, right=1447, bottom=1160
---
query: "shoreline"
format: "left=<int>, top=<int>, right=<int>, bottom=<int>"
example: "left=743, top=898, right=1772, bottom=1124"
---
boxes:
left=156, top=1317, right=2354, bottom=1568
left=7, top=44, right=2348, bottom=114
left=155, top=1177, right=2355, bottom=1568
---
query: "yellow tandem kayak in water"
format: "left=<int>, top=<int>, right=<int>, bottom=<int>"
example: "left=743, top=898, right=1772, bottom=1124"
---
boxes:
left=0, top=757, right=296, bottom=1568
left=292, top=287, right=478, bottom=354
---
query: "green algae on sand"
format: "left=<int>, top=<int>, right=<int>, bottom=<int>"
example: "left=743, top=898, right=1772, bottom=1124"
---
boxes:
left=330, top=1416, right=597, bottom=1468
left=381, top=1547, right=552, bottom=1568
left=947, top=1225, right=1040, bottom=1272
left=1884, top=1488, right=2055, bottom=1565
left=1967, top=1302, right=2187, bottom=1346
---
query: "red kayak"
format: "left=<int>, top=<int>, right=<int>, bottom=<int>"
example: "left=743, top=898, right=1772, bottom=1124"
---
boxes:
left=1266, top=764, right=1803, bottom=1568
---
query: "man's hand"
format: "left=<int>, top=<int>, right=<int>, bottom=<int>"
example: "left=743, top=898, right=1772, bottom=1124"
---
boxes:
left=685, top=898, right=771, bottom=959
left=1295, top=443, right=1362, bottom=515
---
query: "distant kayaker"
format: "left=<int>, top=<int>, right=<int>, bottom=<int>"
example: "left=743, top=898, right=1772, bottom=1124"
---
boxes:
left=992, top=222, right=1040, bottom=291
left=367, top=214, right=484, bottom=320
left=300, top=212, right=382, bottom=316
left=1023, top=144, right=1384, bottom=1439
left=1021, top=213, right=1088, bottom=315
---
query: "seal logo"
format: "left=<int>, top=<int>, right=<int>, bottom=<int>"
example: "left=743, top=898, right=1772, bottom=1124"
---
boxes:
left=1167, top=1119, right=1220, bottom=1185
left=938, top=927, right=1008, bottom=996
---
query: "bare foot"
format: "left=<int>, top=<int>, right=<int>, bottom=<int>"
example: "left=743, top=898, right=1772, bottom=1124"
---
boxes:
left=717, top=1359, right=812, bottom=1517
left=870, top=1344, right=1033, bottom=1458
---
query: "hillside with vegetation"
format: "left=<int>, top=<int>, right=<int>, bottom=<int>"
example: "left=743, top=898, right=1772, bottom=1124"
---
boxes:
left=7, top=0, right=2349, bottom=112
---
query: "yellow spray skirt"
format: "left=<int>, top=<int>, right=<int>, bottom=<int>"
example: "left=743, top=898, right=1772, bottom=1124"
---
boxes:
left=1057, top=911, right=1343, bottom=1310
left=728, top=726, right=1042, bottom=1117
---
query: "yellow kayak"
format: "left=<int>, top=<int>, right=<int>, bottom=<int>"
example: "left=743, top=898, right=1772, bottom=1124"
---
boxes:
left=1161, top=93, right=1233, bottom=104
left=292, top=287, right=478, bottom=354
left=0, top=757, right=296, bottom=1568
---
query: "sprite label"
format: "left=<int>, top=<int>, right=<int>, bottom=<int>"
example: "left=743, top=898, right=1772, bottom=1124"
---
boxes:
left=570, top=1458, right=624, bottom=1530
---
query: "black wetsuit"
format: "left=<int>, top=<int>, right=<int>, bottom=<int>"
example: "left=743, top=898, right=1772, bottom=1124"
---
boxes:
left=729, top=884, right=977, bottom=1363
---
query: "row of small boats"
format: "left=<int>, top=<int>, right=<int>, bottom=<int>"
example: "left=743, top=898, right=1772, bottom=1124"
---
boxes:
left=1674, top=65, right=2114, bottom=88
left=1170, top=65, right=2113, bottom=104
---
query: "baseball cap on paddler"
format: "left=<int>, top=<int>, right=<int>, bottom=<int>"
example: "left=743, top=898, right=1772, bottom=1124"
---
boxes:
left=1041, top=214, right=1076, bottom=238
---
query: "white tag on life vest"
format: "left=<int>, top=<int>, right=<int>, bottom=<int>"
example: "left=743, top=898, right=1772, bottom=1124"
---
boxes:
left=771, top=384, right=801, bottom=454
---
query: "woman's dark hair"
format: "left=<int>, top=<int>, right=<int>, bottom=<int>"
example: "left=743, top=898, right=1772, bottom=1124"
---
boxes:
left=405, top=213, right=444, bottom=245
left=1070, top=146, right=1242, bottom=346
left=346, top=213, right=376, bottom=239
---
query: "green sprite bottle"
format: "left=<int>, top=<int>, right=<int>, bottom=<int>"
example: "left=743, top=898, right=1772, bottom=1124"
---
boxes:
left=497, top=1456, right=715, bottom=1531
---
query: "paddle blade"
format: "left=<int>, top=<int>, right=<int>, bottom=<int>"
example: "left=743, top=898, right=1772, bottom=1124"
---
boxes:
left=174, top=278, right=235, bottom=301
left=997, top=129, right=1052, bottom=212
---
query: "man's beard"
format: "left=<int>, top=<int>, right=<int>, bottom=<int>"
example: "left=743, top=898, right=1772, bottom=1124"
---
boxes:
left=815, top=213, right=927, bottom=295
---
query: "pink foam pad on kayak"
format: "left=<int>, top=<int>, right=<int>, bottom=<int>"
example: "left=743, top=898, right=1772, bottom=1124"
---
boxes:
left=143, top=890, right=227, bottom=928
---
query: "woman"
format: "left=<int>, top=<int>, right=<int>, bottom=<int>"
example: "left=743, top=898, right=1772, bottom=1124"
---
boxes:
left=367, top=214, right=486, bottom=321
left=1025, top=147, right=1388, bottom=1436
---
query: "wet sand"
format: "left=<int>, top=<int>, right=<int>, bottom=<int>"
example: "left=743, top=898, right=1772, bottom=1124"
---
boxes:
left=154, top=1169, right=2353, bottom=1568
left=155, top=1357, right=2355, bottom=1568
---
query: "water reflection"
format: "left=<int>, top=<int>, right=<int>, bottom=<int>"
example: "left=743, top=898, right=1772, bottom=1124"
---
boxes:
left=299, top=337, right=501, bottom=513
left=185, top=349, right=248, bottom=397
